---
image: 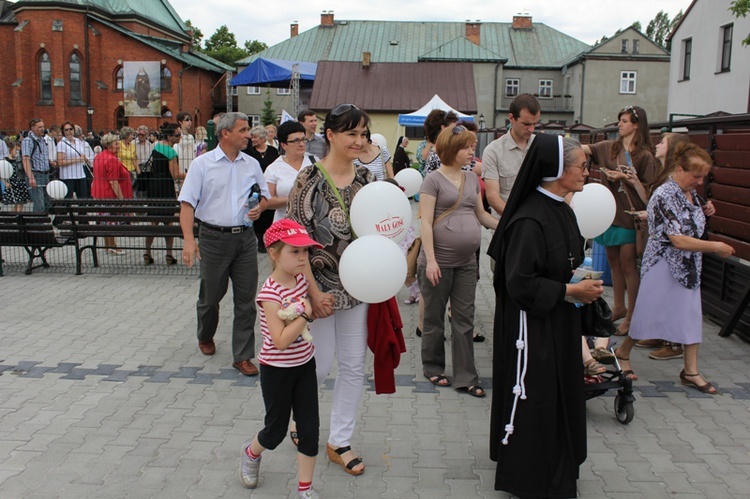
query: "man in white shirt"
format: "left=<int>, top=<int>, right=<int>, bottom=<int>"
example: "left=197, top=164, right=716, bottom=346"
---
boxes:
left=482, top=93, right=541, bottom=216
left=179, top=112, right=270, bottom=377
left=174, top=112, right=196, bottom=189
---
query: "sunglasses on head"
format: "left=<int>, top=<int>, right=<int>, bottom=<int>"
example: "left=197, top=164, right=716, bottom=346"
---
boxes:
left=623, top=106, right=639, bottom=122
left=451, top=125, right=467, bottom=135
left=330, top=103, right=359, bottom=118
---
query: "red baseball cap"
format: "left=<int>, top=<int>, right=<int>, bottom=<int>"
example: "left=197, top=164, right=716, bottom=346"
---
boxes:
left=264, top=219, right=323, bottom=249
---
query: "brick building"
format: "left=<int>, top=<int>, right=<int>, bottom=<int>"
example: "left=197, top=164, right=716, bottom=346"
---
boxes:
left=0, top=0, right=232, bottom=134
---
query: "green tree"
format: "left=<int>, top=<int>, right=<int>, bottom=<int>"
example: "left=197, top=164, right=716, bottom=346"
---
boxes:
left=261, top=89, right=276, bottom=126
left=631, top=21, right=642, bottom=32
left=244, top=40, right=268, bottom=55
left=184, top=19, right=203, bottom=51
left=645, top=9, right=683, bottom=48
left=730, top=0, right=750, bottom=45
left=204, top=25, right=249, bottom=65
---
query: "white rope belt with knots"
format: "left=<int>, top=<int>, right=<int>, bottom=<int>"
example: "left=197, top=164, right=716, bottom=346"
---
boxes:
left=502, top=309, right=529, bottom=445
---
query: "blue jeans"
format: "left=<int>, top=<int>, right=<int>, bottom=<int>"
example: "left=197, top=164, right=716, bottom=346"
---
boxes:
left=27, top=171, right=50, bottom=212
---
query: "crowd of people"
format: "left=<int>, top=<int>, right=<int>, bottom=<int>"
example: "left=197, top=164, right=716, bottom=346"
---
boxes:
left=4, top=97, right=734, bottom=498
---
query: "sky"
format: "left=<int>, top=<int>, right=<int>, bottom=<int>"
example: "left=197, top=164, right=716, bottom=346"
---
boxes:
left=170, top=0, right=691, bottom=49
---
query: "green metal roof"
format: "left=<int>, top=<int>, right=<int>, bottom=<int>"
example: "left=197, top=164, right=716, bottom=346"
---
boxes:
left=10, top=0, right=189, bottom=37
left=95, top=16, right=233, bottom=72
left=419, top=36, right=506, bottom=63
left=237, top=20, right=589, bottom=68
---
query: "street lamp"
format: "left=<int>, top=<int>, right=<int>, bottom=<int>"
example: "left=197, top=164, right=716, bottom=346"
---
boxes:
left=86, top=107, right=94, bottom=133
left=479, top=113, right=485, bottom=130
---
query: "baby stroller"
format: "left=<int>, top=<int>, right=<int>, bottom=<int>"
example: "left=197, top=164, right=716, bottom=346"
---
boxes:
left=584, top=343, right=635, bottom=424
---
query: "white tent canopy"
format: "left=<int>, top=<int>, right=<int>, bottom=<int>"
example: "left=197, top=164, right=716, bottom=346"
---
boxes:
left=398, top=94, right=474, bottom=126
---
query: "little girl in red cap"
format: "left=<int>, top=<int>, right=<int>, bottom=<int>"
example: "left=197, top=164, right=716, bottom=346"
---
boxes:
left=239, top=219, right=323, bottom=498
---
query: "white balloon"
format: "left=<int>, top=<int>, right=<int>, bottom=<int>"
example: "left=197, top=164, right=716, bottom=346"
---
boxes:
left=570, top=183, right=616, bottom=239
left=370, top=133, right=387, bottom=149
left=339, top=235, right=407, bottom=303
left=350, top=181, right=411, bottom=243
left=46, top=180, right=68, bottom=200
left=0, top=160, right=13, bottom=179
left=394, top=168, right=423, bottom=198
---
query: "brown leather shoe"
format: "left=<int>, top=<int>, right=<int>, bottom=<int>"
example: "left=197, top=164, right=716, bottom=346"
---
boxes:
left=233, top=359, right=259, bottom=376
left=198, top=341, right=216, bottom=356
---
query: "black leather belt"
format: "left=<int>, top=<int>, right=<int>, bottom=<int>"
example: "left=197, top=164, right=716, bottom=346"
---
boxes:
left=201, top=222, right=249, bottom=234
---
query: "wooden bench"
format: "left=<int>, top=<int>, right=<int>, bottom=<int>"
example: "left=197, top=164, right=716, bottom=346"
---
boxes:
left=0, top=212, right=73, bottom=276
left=49, top=199, right=198, bottom=275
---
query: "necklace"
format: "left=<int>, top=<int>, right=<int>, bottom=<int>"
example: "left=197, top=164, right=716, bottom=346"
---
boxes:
left=440, top=169, right=462, bottom=184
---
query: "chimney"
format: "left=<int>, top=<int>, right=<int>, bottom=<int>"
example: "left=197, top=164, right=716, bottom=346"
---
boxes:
left=290, top=21, right=299, bottom=38
left=465, top=20, right=481, bottom=45
left=362, top=51, right=371, bottom=68
left=512, top=14, right=532, bottom=30
left=321, top=11, right=334, bottom=27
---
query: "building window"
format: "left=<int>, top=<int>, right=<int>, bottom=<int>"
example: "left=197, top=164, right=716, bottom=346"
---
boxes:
left=621, top=39, right=628, bottom=53
left=231, top=86, right=238, bottom=96
left=52, top=20, right=63, bottom=32
left=277, top=88, right=291, bottom=96
left=39, top=51, right=52, bottom=102
left=538, top=80, right=552, bottom=99
left=69, top=53, right=83, bottom=104
left=249, top=114, right=261, bottom=127
left=620, top=71, right=637, bottom=94
left=505, top=78, right=519, bottom=97
left=115, top=106, right=128, bottom=129
left=115, top=66, right=124, bottom=90
left=161, top=67, right=172, bottom=91
left=720, top=24, right=733, bottom=72
left=632, top=39, right=639, bottom=54
left=247, top=86, right=260, bottom=95
left=682, top=38, right=692, bottom=80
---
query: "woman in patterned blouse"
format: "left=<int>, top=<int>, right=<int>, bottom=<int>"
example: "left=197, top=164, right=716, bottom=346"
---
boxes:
left=614, top=143, right=734, bottom=394
left=286, top=103, right=375, bottom=476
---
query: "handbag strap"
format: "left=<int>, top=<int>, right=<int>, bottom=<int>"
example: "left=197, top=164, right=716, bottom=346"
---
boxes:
left=315, top=161, right=357, bottom=238
left=433, top=171, right=465, bottom=226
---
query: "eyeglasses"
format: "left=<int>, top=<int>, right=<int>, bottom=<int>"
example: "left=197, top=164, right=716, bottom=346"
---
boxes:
left=182, top=117, right=192, bottom=121
left=285, top=138, right=306, bottom=145
left=569, top=161, right=589, bottom=173
left=623, top=106, right=639, bottom=122
left=63, top=128, right=74, bottom=132
left=330, top=104, right=359, bottom=118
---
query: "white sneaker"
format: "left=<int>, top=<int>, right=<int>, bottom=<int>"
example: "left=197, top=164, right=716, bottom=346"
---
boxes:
left=239, top=442, right=261, bottom=488
left=297, top=489, right=320, bottom=499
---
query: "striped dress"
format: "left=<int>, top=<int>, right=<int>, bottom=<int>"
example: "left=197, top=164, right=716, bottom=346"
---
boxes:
left=256, top=274, right=315, bottom=367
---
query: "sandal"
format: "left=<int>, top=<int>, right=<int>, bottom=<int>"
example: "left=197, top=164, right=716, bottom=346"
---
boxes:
left=425, top=374, right=451, bottom=387
left=165, top=255, right=177, bottom=265
left=611, top=307, right=627, bottom=322
left=592, top=347, right=616, bottom=365
left=584, top=358, right=607, bottom=376
left=473, top=333, right=486, bottom=343
left=679, top=370, right=718, bottom=394
left=326, top=444, right=364, bottom=476
left=403, top=295, right=419, bottom=305
left=457, top=386, right=485, bottom=398
left=614, top=350, right=638, bottom=381
left=143, top=254, right=154, bottom=265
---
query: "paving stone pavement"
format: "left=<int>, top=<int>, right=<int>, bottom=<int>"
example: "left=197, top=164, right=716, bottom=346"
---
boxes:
left=2, top=211, right=750, bottom=498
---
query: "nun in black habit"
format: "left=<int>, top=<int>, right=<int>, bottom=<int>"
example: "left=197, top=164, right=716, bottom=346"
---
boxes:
left=488, top=134, right=604, bottom=498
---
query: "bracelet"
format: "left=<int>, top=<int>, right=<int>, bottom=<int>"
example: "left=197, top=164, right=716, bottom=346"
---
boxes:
left=299, top=312, right=313, bottom=323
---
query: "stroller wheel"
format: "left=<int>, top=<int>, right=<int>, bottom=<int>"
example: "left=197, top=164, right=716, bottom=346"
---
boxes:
left=614, top=394, right=634, bottom=424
